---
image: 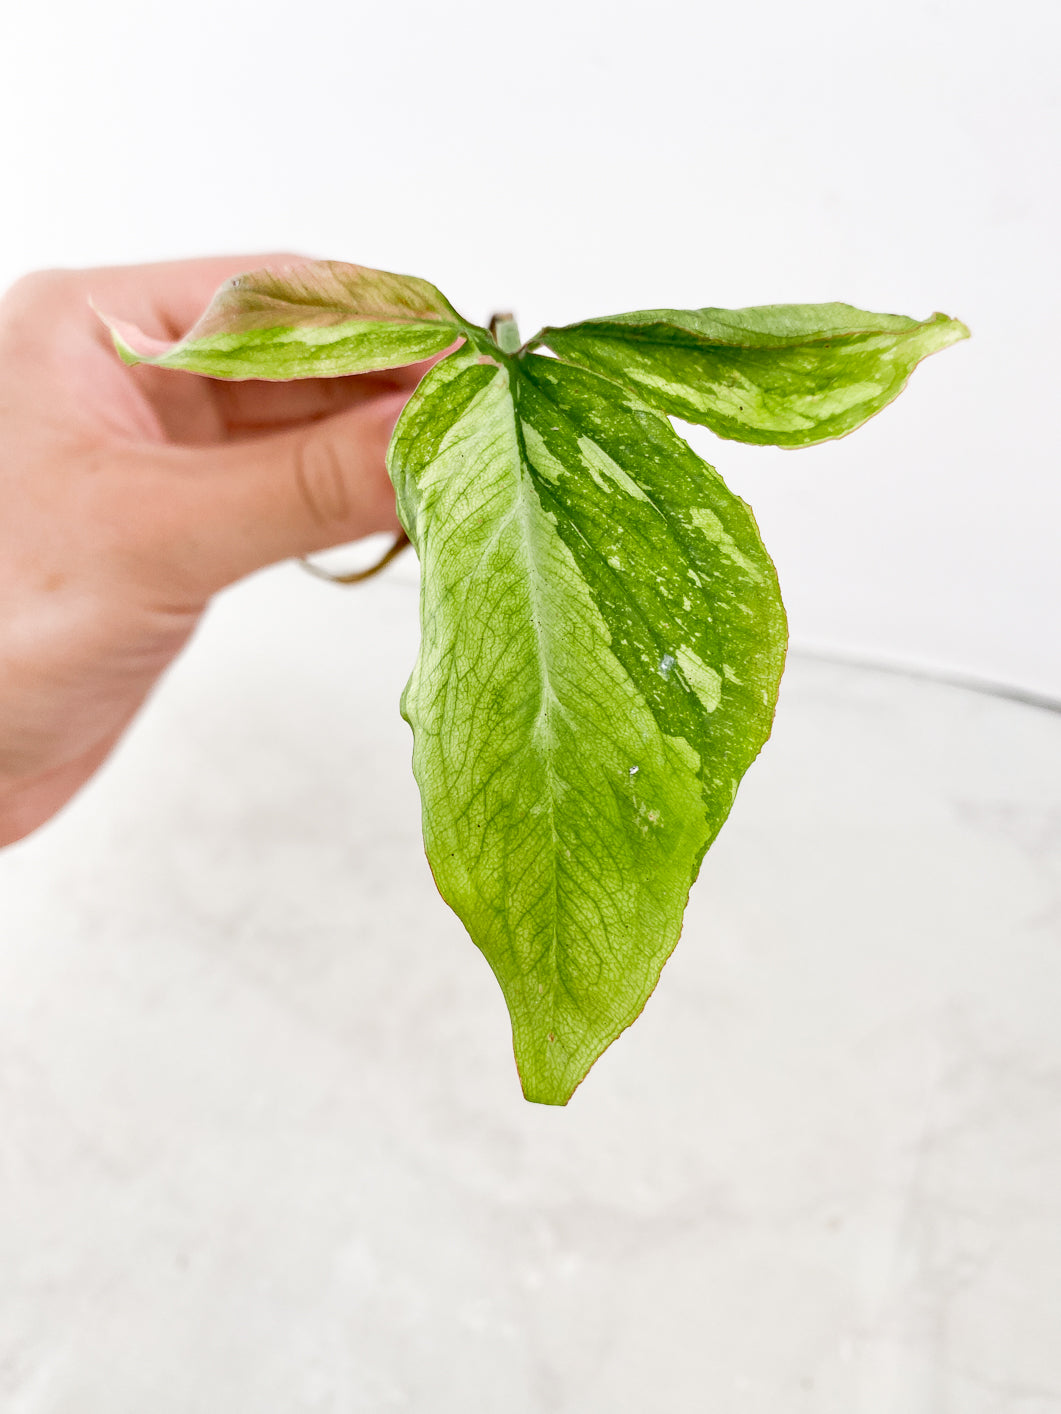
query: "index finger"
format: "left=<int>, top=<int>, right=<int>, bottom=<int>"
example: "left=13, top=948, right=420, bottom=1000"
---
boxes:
left=81, top=252, right=307, bottom=342
left=212, top=355, right=449, bottom=439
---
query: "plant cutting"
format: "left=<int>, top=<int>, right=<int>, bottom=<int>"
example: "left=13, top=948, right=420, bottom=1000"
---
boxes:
left=101, top=262, right=968, bottom=1105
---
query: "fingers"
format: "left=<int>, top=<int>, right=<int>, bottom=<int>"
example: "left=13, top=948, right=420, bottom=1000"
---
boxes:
left=1, top=254, right=305, bottom=362
left=141, top=391, right=408, bottom=595
left=212, top=361, right=438, bottom=438
left=2, top=257, right=434, bottom=599
left=80, top=253, right=305, bottom=343
left=71, top=255, right=447, bottom=442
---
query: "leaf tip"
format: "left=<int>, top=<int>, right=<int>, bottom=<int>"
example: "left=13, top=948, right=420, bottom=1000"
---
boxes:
left=519, top=1071, right=578, bottom=1107
left=513, top=1027, right=593, bottom=1107
left=90, top=299, right=172, bottom=367
left=929, top=311, right=972, bottom=347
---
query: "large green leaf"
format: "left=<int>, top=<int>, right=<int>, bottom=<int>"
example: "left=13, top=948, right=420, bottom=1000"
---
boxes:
left=390, top=346, right=787, bottom=1104
left=539, top=303, right=969, bottom=447
left=100, top=260, right=467, bottom=379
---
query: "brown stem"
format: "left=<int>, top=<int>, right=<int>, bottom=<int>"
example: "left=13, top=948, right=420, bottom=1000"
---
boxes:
left=299, top=530, right=411, bottom=586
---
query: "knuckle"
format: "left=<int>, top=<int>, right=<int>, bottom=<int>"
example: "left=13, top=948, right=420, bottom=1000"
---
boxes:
left=293, top=436, right=353, bottom=530
left=3, top=267, right=77, bottom=307
left=0, top=269, right=84, bottom=346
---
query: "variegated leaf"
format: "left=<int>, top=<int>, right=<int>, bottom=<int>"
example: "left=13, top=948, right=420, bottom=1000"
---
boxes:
left=539, top=303, right=969, bottom=447
left=100, top=260, right=467, bottom=379
left=102, top=258, right=967, bottom=1104
left=390, top=347, right=787, bottom=1104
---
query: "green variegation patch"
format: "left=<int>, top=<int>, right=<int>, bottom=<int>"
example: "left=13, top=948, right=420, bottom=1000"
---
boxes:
left=101, top=261, right=968, bottom=1104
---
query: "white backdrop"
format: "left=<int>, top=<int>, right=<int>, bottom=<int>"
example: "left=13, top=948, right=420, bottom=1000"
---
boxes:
left=2, top=0, right=1057, bottom=697
left=3, top=7, right=1060, bottom=1406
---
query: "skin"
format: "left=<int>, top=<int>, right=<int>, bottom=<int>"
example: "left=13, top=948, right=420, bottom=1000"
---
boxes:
left=0, top=255, right=431, bottom=847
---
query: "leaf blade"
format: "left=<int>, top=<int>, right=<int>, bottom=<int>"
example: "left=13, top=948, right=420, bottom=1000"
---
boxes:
left=391, top=350, right=786, bottom=1104
left=100, top=260, right=467, bottom=379
left=539, top=303, right=969, bottom=446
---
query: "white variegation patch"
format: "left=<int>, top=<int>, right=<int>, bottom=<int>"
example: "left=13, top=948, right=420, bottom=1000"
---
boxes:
left=675, top=645, right=722, bottom=714
left=688, top=508, right=764, bottom=581
left=574, top=436, right=649, bottom=502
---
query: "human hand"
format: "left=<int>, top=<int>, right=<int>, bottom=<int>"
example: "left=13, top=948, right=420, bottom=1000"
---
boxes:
left=0, top=255, right=431, bottom=846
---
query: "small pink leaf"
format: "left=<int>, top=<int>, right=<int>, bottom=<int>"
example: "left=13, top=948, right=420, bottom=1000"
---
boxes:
left=99, top=260, right=467, bottom=380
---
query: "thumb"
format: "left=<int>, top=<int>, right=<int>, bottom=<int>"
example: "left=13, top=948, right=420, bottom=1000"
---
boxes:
left=158, top=390, right=407, bottom=594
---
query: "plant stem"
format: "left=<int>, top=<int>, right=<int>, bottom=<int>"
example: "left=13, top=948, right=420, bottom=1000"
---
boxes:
left=489, top=312, right=521, bottom=356
left=299, top=531, right=411, bottom=585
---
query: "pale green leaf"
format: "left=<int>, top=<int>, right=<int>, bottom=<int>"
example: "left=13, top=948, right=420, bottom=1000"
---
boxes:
left=390, top=347, right=787, bottom=1104
left=539, top=303, right=969, bottom=447
left=99, top=260, right=467, bottom=379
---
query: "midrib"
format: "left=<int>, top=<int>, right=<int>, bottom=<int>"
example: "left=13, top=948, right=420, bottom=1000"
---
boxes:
left=507, top=369, right=566, bottom=1000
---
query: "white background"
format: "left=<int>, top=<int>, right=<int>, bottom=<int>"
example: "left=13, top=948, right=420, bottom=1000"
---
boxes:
left=1, top=0, right=1058, bottom=696
left=2, top=7, right=1060, bottom=1406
